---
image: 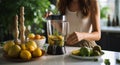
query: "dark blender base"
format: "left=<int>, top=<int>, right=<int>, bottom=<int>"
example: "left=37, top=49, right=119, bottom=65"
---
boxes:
left=47, top=45, right=64, bottom=55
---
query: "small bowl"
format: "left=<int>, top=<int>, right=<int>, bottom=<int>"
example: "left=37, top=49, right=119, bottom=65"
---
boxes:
left=34, top=38, right=46, bottom=48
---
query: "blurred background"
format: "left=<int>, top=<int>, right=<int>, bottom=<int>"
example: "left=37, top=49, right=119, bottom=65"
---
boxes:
left=0, top=0, right=120, bottom=51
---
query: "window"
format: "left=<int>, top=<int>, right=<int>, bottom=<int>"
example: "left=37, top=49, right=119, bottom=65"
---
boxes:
left=115, top=0, right=120, bottom=18
left=99, top=0, right=116, bottom=19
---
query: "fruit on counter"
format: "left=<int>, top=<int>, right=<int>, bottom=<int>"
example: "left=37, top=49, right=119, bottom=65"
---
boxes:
left=28, top=33, right=35, bottom=39
left=3, top=41, right=15, bottom=52
left=26, top=40, right=37, bottom=52
left=41, top=36, right=45, bottom=39
left=28, top=33, right=45, bottom=40
left=8, top=45, right=21, bottom=58
left=20, top=50, right=32, bottom=60
left=3, top=39, right=44, bottom=60
left=20, top=44, right=26, bottom=50
left=27, top=45, right=35, bottom=52
left=34, top=34, right=41, bottom=39
left=80, top=47, right=90, bottom=56
left=32, top=48, right=42, bottom=57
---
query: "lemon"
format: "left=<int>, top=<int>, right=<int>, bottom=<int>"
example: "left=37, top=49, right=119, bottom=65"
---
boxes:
left=72, top=49, right=80, bottom=55
left=27, top=45, right=35, bottom=52
left=26, top=40, right=37, bottom=52
left=20, top=44, right=26, bottom=50
left=3, top=40, right=15, bottom=52
left=20, top=50, right=32, bottom=60
left=28, top=33, right=35, bottom=39
left=32, top=48, right=42, bottom=57
left=8, top=45, right=21, bottom=58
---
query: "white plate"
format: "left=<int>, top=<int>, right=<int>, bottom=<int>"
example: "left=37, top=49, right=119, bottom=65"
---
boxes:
left=69, top=51, right=104, bottom=59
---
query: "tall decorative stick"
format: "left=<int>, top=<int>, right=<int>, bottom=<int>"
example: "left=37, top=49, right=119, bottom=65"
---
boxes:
left=14, top=15, right=19, bottom=44
left=20, top=6, right=25, bottom=43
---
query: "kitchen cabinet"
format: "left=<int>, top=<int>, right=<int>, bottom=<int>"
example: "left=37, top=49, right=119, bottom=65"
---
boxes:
left=96, top=32, right=120, bottom=52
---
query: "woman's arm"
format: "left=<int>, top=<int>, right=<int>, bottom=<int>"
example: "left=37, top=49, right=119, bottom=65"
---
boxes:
left=67, top=1, right=101, bottom=45
left=82, top=0, right=101, bottom=41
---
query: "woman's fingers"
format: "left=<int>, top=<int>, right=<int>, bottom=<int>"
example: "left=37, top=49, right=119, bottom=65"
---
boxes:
left=67, top=35, right=75, bottom=41
left=67, top=35, right=78, bottom=45
left=68, top=38, right=77, bottom=45
left=68, top=32, right=77, bottom=40
left=67, top=32, right=83, bottom=45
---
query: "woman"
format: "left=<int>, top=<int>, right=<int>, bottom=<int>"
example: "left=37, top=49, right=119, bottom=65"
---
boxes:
left=57, top=0, right=101, bottom=47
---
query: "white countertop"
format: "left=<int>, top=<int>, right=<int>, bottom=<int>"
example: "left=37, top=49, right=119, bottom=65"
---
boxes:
left=0, top=46, right=120, bottom=65
left=101, top=26, right=120, bottom=33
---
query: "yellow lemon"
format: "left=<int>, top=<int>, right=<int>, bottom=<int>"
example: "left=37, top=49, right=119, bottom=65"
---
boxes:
left=26, top=40, right=37, bottom=49
left=20, top=44, right=26, bottom=50
left=27, top=45, right=35, bottom=52
left=20, top=50, right=32, bottom=60
left=8, top=45, right=21, bottom=58
left=3, top=40, right=15, bottom=52
left=72, top=49, right=80, bottom=55
left=26, top=40, right=37, bottom=52
left=32, top=48, right=42, bottom=57
left=28, top=33, right=35, bottom=39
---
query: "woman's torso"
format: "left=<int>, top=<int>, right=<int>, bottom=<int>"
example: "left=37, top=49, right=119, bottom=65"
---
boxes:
left=66, top=9, right=92, bottom=34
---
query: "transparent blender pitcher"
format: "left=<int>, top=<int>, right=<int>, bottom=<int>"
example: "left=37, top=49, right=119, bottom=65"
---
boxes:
left=46, top=15, right=69, bottom=55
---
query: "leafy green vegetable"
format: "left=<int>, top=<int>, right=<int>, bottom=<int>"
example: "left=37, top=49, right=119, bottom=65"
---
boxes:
left=104, top=59, right=110, bottom=65
left=79, top=47, right=90, bottom=56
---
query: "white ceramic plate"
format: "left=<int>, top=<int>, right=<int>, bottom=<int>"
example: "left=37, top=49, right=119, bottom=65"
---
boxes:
left=69, top=50, right=104, bottom=59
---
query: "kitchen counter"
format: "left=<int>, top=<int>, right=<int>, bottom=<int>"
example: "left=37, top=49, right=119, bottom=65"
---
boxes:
left=101, top=26, right=120, bottom=33
left=0, top=46, right=120, bottom=65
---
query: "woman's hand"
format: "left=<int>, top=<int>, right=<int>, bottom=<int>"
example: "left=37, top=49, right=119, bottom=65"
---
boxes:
left=66, top=32, right=84, bottom=45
